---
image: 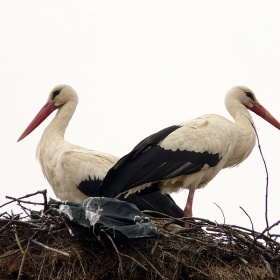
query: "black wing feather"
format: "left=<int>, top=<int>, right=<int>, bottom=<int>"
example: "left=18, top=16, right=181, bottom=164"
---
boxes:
left=99, top=125, right=221, bottom=198
left=77, top=176, right=101, bottom=197
left=120, top=192, right=184, bottom=218
left=77, top=173, right=183, bottom=218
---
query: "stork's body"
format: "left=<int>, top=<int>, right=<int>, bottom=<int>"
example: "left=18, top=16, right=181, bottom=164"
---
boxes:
left=37, top=134, right=118, bottom=202
left=17, top=85, right=184, bottom=217
left=35, top=93, right=118, bottom=201
left=99, top=86, right=280, bottom=221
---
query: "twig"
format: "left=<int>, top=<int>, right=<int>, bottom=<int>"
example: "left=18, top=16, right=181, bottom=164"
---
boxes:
left=6, top=238, right=27, bottom=251
left=0, top=219, right=41, bottom=228
left=175, top=227, right=200, bottom=234
left=18, top=202, right=32, bottom=219
left=17, top=240, right=31, bottom=280
left=103, top=231, right=147, bottom=271
left=37, top=234, right=49, bottom=280
left=151, top=239, right=158, bottom=254
left=230, top=230, right=273, bottom=261
left=214, top=202, right=225, bottom=224
left=43, top=207, right=61, bottom=215
left=103, top=231, right=124, bottom=280
left=200, top=223, right=276, bottom=257
left=143, top=210, right=188, bottom=225
left=0, top=220, right=13, bottom=234
left=0, top=190, right=47, bottom=209
left=5, top=196, right=45, bottom=206
left=144, top=211, right=219, bottom=229
left=260, top=255, right=274, bottom=278
left=0, top=212, right=7, bottom=218
left=239, top=206, right=254, bottom=232
left=261, top=220, right=280, bottom=236
left=272, top=254, right=280, bottom=261
left=31, top=239, right=70, bottom=258
left=0, top=249, right=21, bottom=259
left=238, top=256, right=248, bottom=265
left=270, top=234, right=280, bottom=238
left=63, top=219, right=75, bottom=236
left=131, top=245, right=167, bottom=280
left=248, top=220, right=280, bottom=254
left=14, top=226, right=24, bottom=254
left=41, top=189, right=48, bottom=212
left=70, top=246, right=86, bottom=278
left=251, top=124, right=270, bottom=230
left=163, top=250, right=211, bottom=278
left=189, top=266, right=211, bottom=278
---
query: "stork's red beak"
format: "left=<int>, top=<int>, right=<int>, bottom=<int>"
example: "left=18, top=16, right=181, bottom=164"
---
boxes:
left=17, top=102, right=58, bottom=142
left=248, top=103, right=280, bottom=130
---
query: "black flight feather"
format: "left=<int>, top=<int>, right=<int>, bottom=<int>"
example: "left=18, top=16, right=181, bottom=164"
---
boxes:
left=76, top=172, right=183, bottom=217
left=99, top=125, right=221, bottom=198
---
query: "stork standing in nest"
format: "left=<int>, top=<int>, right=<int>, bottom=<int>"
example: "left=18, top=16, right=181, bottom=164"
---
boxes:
left=98, top=86, right=280, bottom=225
left=17, top=85, right=183, bottom=217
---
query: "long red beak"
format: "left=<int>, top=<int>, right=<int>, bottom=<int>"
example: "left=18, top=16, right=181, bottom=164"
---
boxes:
left=248, top=103, right=280, bottom=130
left=17, top=102, right=58, bottom=142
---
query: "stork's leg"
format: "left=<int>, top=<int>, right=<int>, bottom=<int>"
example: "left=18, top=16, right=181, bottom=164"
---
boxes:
left=183, top=186, right=196, bottom=228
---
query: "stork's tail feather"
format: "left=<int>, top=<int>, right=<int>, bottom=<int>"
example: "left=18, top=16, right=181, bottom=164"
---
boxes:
left=118, top=191, right=184, bottom=218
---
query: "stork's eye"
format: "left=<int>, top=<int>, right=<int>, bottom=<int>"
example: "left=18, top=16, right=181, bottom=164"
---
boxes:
left=52, top=89, right=62, bottom=100
left=245, top=91, right=254, bottom=101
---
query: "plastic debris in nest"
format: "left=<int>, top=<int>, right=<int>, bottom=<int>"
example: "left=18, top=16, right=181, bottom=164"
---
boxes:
left=55, top=197, right=158, bottom=238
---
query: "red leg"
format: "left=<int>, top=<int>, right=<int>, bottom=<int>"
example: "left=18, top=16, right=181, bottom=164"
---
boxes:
left=183, top=186, right=196, bottom=228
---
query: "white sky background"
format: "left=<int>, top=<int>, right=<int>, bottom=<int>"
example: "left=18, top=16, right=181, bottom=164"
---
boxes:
left=1, top=1, right=280, bottom=232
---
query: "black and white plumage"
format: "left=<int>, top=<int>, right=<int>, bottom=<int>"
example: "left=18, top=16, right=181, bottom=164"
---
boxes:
left=17, top=84, right=183, bottom=217
left=98, top=86, right=280, bottom=221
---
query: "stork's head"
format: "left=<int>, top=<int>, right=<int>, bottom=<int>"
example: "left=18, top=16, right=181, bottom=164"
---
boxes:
left=225, top=85, right=280, bottom=130
left=47, top=84, right=78, bottom=107
left=17, top=84, right=78, bottom=142
left=225, top=86, right=259, bottom=109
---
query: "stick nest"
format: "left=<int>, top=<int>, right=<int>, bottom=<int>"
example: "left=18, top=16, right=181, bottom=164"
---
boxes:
left=0, top=190, right=279, bottom=280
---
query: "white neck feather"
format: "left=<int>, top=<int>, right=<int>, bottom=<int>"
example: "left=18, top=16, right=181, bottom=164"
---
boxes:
left=43, top=100, right=77, bottom=141
left=225, top=93, right=255, bottom=130
left=224, top=93, right=257, bottom=167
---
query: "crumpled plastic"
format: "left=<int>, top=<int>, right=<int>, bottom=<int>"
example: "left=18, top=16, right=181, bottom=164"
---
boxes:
left=56, top=197, right=158, bottom=239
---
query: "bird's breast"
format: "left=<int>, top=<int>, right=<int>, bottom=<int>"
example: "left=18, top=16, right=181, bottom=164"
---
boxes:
left=36, top=138, right=66, bottom=192
left=224, top=124, right=256, bottom=168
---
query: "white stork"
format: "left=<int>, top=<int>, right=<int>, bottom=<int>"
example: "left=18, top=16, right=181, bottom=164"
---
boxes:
left=17, top=85, right=184, bottom=217
left=98, top=86, right=280, bottom=222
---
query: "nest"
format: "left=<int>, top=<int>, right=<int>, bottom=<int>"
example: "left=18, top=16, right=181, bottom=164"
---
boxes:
left=0, top=190, right=280, bottom=280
